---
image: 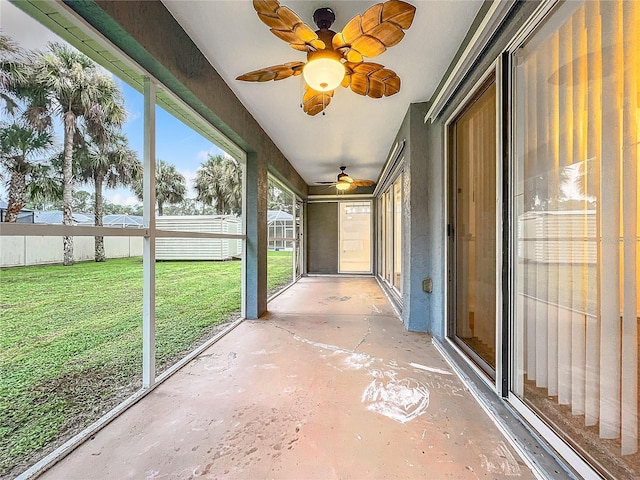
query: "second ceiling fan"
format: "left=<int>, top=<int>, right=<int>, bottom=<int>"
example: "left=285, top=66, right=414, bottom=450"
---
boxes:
left=236, top=0, right=416, bottom=115
left=315, top=166, right=375, bottom=192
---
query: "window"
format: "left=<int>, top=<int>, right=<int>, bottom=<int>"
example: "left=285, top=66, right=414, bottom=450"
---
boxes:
left=152, top=96, right=245, bottom=376
left=0, top=5, right=247, bottom=476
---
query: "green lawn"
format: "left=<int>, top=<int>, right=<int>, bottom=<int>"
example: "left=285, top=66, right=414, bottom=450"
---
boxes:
left=0, top=251, right=293, bottom=477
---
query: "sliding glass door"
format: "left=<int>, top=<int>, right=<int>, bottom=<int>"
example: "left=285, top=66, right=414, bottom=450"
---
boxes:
left=449, top=74, right=498, bottom=375
left=339, top=201, right=372, bottom=273
left=378, top=173, right=404, bottom=297
left=511, top=1, right=639, bottom=477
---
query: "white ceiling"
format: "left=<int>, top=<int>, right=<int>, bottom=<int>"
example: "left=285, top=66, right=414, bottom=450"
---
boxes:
left=162, top=0, right=483, bottom=187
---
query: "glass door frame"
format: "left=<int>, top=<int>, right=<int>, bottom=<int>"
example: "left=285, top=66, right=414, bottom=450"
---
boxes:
left=376, top=169, right=404, bottom=301
left=445, top=60, right=504, bottom=388
left=294, top=199, right=304, bottom=279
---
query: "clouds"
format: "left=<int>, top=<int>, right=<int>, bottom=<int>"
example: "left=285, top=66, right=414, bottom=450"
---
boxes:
left=179, top=169, right=197, bottom=198
left=106, top=192, right=139, bottom=206
left=196, top=146, right=229, bottom=163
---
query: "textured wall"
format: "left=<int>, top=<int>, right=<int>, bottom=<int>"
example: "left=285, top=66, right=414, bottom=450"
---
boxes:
left=403, top=102, right=439, bottom=334
left=307, top=202, right=339, bottom=274
left=382, top=102, right=439, bottom=334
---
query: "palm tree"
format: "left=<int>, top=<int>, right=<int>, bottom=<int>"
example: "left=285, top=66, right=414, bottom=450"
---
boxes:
left=224, top=158, right=242, bottom=215
left=78, top=131, right=142, bottom=261
left=0, top=34, right=28, bottom=116
left=1, top=35, right=61, bottom=220
left=194, top=154, right=242, bottom=215
left=24, top=163, right=63, bottom=211
left=29, top=42, right=126, bottom=265
left=0, top=34, right=21, bottom=114
left=0, top=120, right=57, bottom=222
left=1, top=34, right=51, bottom=134
left=132, top=159, right=186, bottom=216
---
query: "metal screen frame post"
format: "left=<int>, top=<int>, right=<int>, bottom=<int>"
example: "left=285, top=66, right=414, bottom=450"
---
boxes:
left=142, top=77, right=157, bottom=388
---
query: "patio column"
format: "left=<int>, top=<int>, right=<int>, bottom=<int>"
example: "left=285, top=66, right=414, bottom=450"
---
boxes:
left=401, top=102, right=432, bottom=333
left=245, top=151, right=268, bottom=319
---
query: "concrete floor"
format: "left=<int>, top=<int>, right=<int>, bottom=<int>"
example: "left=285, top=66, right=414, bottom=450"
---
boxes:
left=40, top=277, right=534, bottom=480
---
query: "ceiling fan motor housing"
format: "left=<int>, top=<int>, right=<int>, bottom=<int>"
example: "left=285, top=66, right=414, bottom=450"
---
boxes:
left=313, top=7, right=336, bottom=30
left=337, top=166, right=354, bottom=183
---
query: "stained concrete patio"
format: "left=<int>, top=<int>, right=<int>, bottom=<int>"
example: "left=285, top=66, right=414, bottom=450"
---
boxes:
left=40, top=277, right=534, bottom=479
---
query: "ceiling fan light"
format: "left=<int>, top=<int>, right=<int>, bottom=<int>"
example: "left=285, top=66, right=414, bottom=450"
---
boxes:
left=335, top=181, right=351, bottom=191
left=303, top=51, right=345, bottom=92
left=337, top=172, right=353, bottom=183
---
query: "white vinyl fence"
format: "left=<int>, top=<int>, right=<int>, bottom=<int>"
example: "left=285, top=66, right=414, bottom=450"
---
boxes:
left=155, top=215, right=242, bottom=261
left=0, top=235, right=143, bottom=267
left=0, top=215, right=244, bottom=267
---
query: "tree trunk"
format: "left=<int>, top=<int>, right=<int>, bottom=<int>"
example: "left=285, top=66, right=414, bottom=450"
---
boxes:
left=4, top=166, right=27, bottom=222
left=94, top=172, right=106, bottom=262
left=62, top=111, right=75, bottom=266
left=157, top=201, right=163, bottom=216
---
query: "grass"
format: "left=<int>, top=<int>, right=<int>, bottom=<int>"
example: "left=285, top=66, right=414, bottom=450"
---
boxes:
left=268, top=249, right=294, bottom=297
left=0, top=251, right=294, bottom=478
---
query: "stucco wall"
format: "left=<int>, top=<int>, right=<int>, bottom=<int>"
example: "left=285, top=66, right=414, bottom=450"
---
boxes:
left=404, top=102, right=441, bottom=334
left=381, top=102, right=440, bottom=333
left=307, top=202, right=339, bottom=274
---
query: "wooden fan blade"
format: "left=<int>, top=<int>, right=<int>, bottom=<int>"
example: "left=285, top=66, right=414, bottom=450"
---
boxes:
left=352, top=179, right=375, bottom=187
left=333, top=0, right=416, bottom=61
left=253, top=0, right=325, bottom=52
left=342, top=179, right=374, bottom=191
left=302, top=85, right=333, bottom=116
left=315, top=181, right=337, bottom=185
left=342, top=62, right=400, bottom=98
left=236, top=62, right=305, bottom=82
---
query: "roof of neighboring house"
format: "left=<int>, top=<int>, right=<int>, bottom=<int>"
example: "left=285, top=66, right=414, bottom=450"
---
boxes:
left=156, top=215, right=240, bottom=221
left=0, top=201, right=35, bottom=223
left=103, top=214, right=144, bottom=228
left=0, top=201, right=34, bottom=212
left=267, top=210, right=293, bottom=223
left=34, top=211, right=94, bottom=225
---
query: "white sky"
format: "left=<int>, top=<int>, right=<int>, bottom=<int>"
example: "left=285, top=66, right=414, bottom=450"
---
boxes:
left=0, top=0, right=63, bottom=50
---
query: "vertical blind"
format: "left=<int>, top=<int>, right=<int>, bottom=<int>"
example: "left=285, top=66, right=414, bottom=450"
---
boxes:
left=515, top=0, right=639, bottom=460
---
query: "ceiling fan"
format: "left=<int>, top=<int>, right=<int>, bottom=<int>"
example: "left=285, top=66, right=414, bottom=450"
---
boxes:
left=236, top=0, right=416, bottom=115
left=315, top=166, right=375, bottom=191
